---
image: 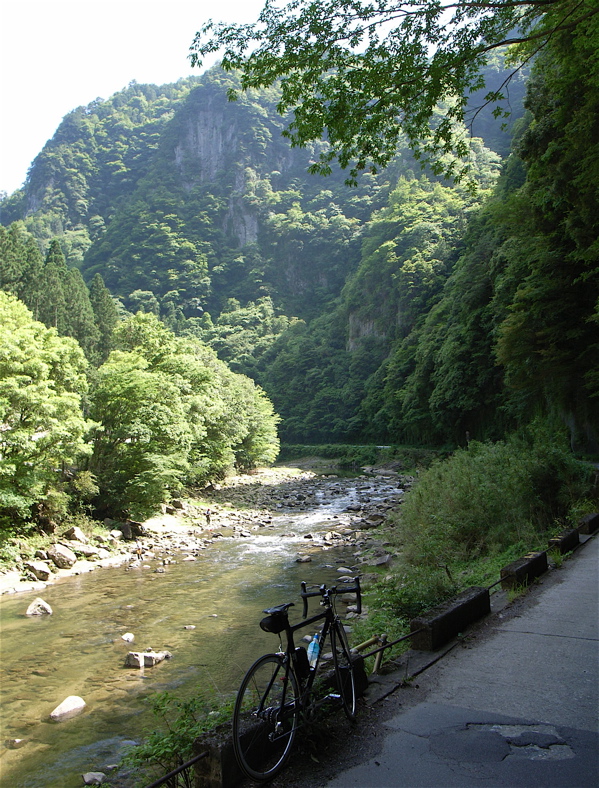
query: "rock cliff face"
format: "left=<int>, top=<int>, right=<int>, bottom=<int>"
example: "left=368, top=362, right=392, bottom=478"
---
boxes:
left=347, top=313, right=387, bottom=351
left=174, top=100, right=241, bottom=186
left=174, top=100, right=261, bottom=245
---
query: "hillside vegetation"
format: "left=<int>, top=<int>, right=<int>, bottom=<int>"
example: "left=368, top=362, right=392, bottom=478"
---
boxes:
left=1, top=13, right=597, bottom=539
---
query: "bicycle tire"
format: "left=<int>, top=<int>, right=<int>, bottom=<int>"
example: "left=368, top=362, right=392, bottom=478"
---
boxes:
left=331, top=623, right=357, bottom=721
left=232, top=653, right=300, bottom=781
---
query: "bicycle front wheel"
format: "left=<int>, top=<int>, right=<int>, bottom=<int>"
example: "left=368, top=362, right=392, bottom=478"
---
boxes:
left=331, top=623, right=357, bottom=721
left=232, top=654, right=300, bottom=781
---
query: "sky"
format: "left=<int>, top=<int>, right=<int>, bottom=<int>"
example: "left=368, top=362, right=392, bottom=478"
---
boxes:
left=0, top=0, right=266, bottom=195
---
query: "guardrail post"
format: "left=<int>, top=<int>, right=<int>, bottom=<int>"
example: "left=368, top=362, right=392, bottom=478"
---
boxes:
left=500, top=551, right=548, bottom=590
left=548, top=528, right=579, bottom=554
left=193, top=730, right=242, bottom=788
left=578, top=512, right=599, bottom=534
left=410, top=587, right=491, bottom=651
left=372, top=634, right=388, bottom=674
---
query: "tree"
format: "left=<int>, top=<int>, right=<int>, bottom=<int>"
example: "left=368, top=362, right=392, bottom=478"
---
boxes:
left=38, top=239, right=68, bottom=331
left=88, top=351, right=193, bottom=518
left=87, top=313, right=281, bottom=517
left=0, top=292, right=92, bottom=529
left=191, top=0, right=597, bottom=182
left=89, top=273, right=119, bottom=364
left=494, top=24, right=599, bottom=448
left=63, top=267, right=100, bottom=358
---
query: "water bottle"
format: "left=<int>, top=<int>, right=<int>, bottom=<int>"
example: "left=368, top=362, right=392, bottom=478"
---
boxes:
left=307, top=634, right=320, bottom=667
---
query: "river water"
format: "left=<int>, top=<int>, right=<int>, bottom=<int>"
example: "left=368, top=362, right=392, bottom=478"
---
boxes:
left=0, top=473, right=396, bottom=787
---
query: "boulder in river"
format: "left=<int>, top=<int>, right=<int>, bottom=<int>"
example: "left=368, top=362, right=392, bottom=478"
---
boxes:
left=125, top=650, right=172, bottom=667
left=5, top=738, right=27, bottom=749
left=25, top=597, right=53, bottom=615
left=121, top=632, right=135, bottom=643
left=117, top=520, right=146, bottom=540
left=50, top=695, right=86, bottom=720
left=296, top=555, right=312, bottom=563
left=47, top=543, right=77, bottom=569
left=82, top=772, right=106, bottom=785
left=68, top=542, right=100, bottom=558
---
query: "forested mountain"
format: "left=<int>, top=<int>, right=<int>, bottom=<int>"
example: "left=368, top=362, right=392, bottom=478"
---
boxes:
left=2, top=21, right=597, bottom=464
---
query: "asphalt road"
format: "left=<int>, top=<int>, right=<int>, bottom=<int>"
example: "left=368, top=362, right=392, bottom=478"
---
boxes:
left=327, top=534, right=598, bottom=788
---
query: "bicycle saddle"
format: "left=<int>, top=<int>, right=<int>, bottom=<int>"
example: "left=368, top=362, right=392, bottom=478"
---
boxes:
left=260, top=602, right=294, bottom=633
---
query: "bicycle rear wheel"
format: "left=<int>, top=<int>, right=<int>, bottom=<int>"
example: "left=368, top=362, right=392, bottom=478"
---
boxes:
left=232, top=654, right=300, bottom=781
left=330, top=622, right=357, bottom=720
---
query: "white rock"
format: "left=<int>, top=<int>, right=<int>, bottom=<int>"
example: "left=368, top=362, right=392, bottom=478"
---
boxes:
left=121, top=632, right=135, bottom=643
left=125, top=650, right=172, bottom=667
left=5, top=738, right=27, bottom=749
left=82, top=772, right=106, bottom=785
left=50, top=696, right=87, bottom=720
left=25, top=597, right=53, bottom=616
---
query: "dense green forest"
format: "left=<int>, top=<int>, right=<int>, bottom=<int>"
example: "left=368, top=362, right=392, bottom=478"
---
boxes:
left=1, top=8, right=597, bottom=533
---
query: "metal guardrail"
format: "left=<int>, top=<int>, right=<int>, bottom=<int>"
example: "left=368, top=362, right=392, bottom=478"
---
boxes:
left=353, top=627, right=426, bottom=672
left=144, top=750, right=208, bottom=788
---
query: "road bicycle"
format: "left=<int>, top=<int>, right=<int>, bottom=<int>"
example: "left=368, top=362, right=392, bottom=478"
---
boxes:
left=232, top=578, right=362, bottom=781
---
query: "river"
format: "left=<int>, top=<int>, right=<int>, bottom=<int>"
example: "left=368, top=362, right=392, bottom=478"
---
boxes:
left=0, top=468, right=403, bottom=787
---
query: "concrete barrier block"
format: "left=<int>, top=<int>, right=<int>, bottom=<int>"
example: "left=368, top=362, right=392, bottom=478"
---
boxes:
left=194, top=726, right=242, bottom=788
left=410, top=586, right=491, bottom=651
left=577, top=512, right=599, bottom=535
left=500, top=551, right=548, bottom=590
left=548, top=528, right=579, bottom=554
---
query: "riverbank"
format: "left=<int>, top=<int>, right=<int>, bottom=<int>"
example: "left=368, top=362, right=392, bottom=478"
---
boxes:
left=0, top=462, right=413, bottom=788
left=0, top=462, right=414, bottom=598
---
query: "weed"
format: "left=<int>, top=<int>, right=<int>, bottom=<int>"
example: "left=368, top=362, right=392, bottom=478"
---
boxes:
left=123, top=690, right=235, bottom=787
left=507, top=582, right=529, bottom=603
left=547, top=548, right=565, bottom=569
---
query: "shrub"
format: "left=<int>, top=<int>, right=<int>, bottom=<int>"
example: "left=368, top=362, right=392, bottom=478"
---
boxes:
left=393, top=428, right=590, bottom=567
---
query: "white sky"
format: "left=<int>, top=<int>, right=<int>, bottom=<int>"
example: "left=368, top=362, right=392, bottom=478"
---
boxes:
left=0, top=0, right=266, bottom=195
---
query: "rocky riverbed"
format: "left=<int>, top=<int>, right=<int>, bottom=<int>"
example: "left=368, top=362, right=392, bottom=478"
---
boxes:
left=0, top=463, right=415, bottom=597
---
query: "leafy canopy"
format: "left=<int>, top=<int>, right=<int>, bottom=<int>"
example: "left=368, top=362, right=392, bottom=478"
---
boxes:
left=0, top=292, right=92, bottom=526
left=190, top=0, right=597, bottom=182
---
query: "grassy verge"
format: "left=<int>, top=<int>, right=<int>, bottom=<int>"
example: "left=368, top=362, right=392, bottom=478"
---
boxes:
left=122, top=691, right=235, bottom=787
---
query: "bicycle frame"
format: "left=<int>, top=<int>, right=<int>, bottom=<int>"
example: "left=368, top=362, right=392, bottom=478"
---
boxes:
left=278, top=579, right=360, bottom=710
left=232, top=579, right=361, bottom=781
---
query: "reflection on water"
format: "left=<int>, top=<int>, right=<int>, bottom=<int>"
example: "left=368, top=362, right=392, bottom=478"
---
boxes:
left=0, top=484, right=371, bottom=787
